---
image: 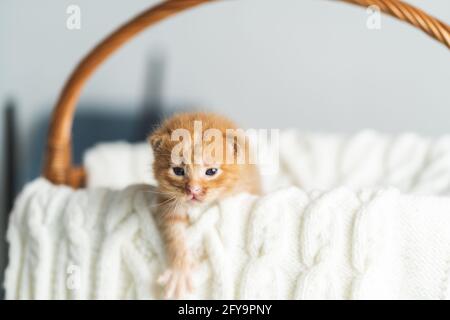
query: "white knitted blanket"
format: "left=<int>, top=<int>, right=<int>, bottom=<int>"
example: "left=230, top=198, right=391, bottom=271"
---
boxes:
left=84, top=130, right=450, bottom=195
left=4, top=130, right=450, bottom=299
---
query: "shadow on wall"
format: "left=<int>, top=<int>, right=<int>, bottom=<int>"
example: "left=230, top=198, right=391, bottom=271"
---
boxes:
left=1, top=100, right=17, bottom=299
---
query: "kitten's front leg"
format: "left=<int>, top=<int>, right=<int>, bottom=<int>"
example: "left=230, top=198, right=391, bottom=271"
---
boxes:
left=157, top=208, right=194, bottom=299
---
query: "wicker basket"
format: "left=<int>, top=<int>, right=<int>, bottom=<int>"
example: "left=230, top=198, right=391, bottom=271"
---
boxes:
left=42, top=0, right=450, bottom=188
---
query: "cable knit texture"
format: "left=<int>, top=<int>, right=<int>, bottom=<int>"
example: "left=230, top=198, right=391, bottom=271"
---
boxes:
left=4, top=130, right=450, bottom=299
left=84, top=130, right=450, bottom=195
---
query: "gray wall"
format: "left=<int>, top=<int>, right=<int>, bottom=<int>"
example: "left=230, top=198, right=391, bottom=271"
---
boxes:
left=0, top=0, right=449, bottom=289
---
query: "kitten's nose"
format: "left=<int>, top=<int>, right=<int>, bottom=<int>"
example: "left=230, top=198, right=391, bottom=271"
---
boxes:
left=186, top=184, right=202, bottom=195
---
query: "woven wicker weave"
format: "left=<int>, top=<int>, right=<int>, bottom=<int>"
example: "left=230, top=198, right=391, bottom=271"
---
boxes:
left=43, top=0, right=450, bottom=188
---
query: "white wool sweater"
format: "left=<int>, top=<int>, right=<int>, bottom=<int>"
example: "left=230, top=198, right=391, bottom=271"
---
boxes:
left=4, top=179, right=450, bottom=299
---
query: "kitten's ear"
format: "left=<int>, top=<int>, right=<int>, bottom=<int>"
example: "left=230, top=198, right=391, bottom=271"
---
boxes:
left=148, top=130, right=168, bottom=152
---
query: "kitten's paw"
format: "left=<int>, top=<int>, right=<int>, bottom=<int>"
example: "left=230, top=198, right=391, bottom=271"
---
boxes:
left=158, top=266, right=194, bottom=299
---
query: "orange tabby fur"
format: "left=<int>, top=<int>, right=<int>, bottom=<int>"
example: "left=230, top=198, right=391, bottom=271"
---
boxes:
left=149, top=112, right=261, bottom=299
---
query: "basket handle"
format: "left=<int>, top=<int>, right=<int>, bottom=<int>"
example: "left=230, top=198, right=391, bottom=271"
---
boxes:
left=43, top=0, right=450, bottom=188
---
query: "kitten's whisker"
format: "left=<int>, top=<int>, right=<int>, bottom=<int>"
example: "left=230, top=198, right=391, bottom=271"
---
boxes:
left=143, top=189, right=177, bottom=196
left=138, top=187, right=180, bottom=199
left=151, top=196, right=179, bottom=208
left=140, top=190, right=178, bottom=200
left=159, top=198, right=182, bottom=217
left=149, top=202, right=175, bottom=210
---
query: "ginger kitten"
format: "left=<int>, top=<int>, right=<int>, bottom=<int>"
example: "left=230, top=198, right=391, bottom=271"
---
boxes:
left=149, top=112, right=261, bottom=299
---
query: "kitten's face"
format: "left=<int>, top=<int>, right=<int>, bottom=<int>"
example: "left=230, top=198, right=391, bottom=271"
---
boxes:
left=150, top=131, right=240, bottom=206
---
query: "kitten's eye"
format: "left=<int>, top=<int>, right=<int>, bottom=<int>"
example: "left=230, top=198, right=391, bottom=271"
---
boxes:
left=205, top=168, right=218, bottom=176
left=172, top=167, right=185, bottom=176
